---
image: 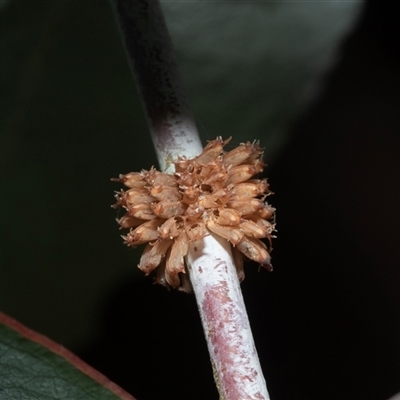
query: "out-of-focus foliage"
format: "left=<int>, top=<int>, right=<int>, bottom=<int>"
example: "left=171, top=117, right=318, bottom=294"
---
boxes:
left=161, top=1, right=362, bottom=158
left=0, top=313, right=135, bottom=399
left=0, top=0, right=361, bottom=347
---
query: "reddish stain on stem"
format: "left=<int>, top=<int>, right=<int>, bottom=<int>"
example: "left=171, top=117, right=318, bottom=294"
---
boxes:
left=202, top=282, right=266, bottom=400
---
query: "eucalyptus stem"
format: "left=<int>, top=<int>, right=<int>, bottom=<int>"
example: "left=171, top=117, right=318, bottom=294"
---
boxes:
left=110, top=1, right=270, bottom=398
left=110, top=0, right=202, bottom=172
left=186, top=235, right=270, bottom=399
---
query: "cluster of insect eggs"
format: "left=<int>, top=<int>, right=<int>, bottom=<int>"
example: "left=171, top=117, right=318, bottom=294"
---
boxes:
left=112, top=137, right=275, bottom=290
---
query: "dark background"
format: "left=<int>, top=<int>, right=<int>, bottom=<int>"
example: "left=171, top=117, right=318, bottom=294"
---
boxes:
left=1, top=1, right=399, bottom=399
left=81, top=2, right=400, bottom=399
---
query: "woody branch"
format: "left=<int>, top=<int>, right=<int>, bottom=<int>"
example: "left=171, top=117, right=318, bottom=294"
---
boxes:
left=110, top=1, right=270, bottom=398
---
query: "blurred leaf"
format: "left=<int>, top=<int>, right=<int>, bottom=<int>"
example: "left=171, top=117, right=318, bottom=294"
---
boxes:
left=161, top=1, right=362, bottom=159
left=0, top=0, right=9, bottom=11
left=0, top=0, right=362, bottom=347
left=0, top=312, right=136, bottom=399
left=0, top=0, right=148, bottom=347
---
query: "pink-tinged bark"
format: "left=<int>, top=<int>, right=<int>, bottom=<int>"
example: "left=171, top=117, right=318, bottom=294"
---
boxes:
left=186, top=235, right=270, bottom=400
left=111, top=1, right=272, bottom=398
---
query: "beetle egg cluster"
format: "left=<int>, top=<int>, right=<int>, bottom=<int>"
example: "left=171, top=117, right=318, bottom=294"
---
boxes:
left=112, top=137, right=275, bottom=290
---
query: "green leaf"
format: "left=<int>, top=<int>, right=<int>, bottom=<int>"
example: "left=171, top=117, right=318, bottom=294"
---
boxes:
left=0, top=0, right=362, bottom=348
left=160, top=1, right=362, bottom=161
left=0, top=312, right=136, bottom=400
